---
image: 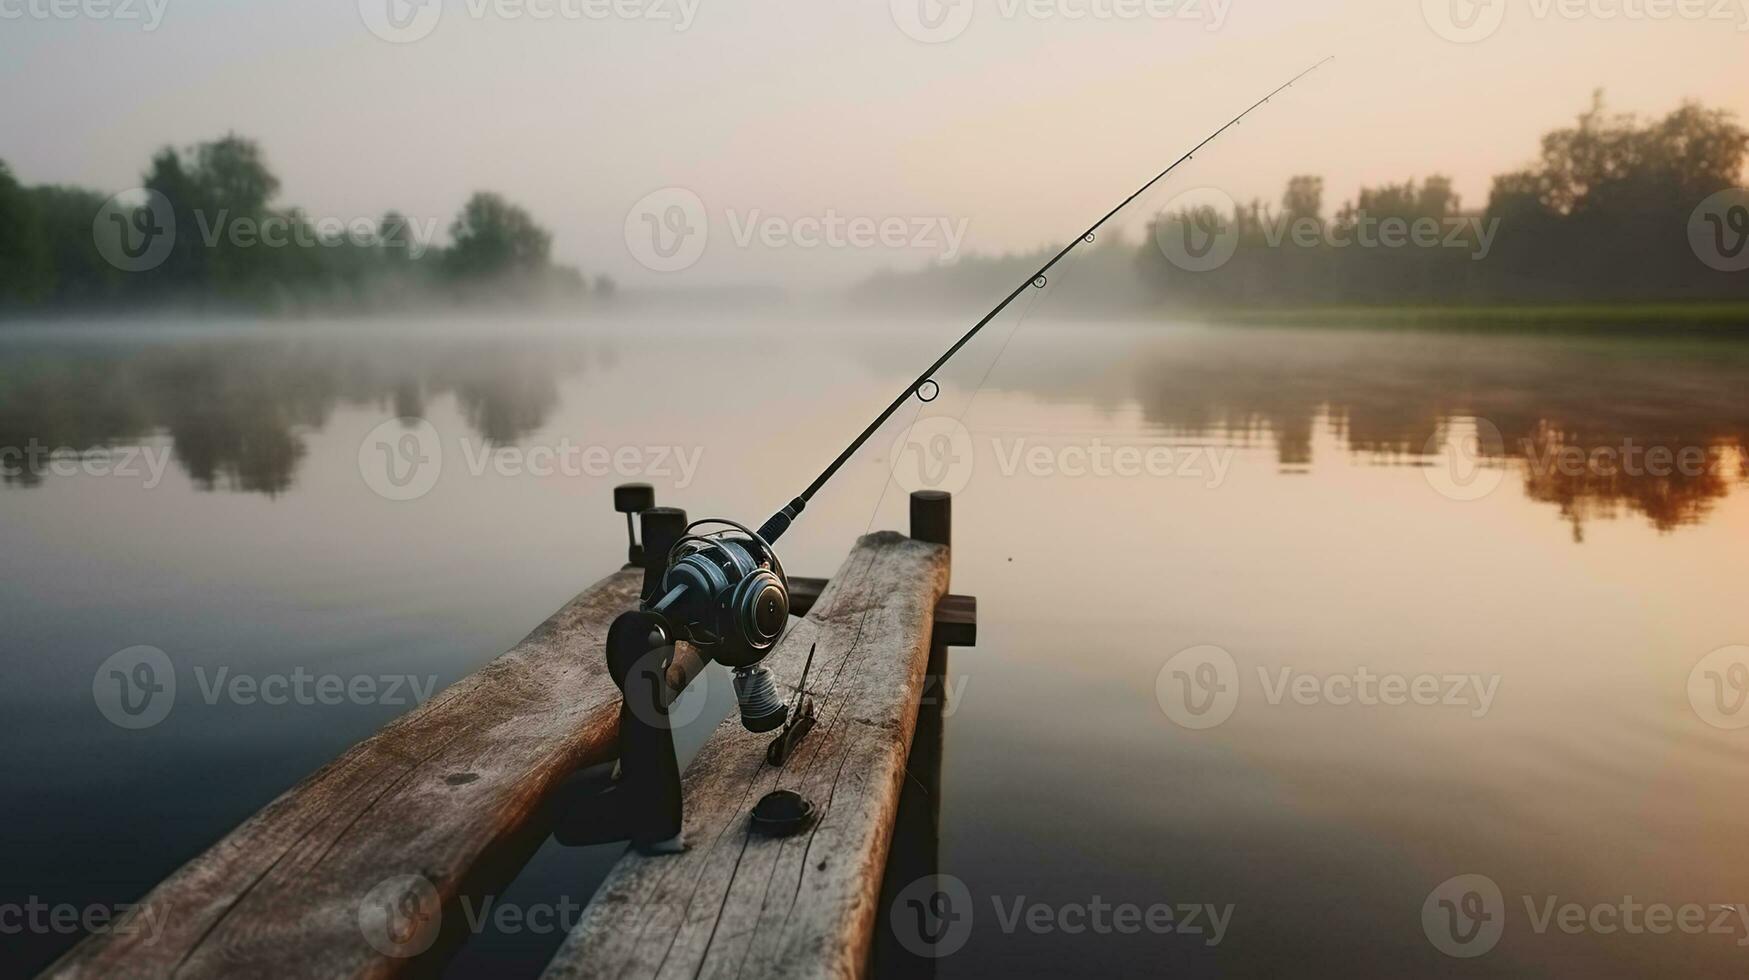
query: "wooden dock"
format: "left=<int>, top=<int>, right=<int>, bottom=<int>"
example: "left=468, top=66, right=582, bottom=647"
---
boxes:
left=47, top=490, right=975, bottom=979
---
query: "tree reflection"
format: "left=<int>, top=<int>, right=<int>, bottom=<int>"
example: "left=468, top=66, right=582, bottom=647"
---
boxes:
left=1119, top=328, right=1749, bottom=534
left=2, top=326, right=1747, bottom=539
left=0, top=337, right=585, bottom=494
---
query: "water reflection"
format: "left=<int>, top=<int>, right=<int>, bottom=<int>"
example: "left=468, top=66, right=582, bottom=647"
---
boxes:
left=0, top=337, right=591, bottom=493
left=1103, top=327, right=1749, bottom=535
left=1, top=325, right=1746, bottom=538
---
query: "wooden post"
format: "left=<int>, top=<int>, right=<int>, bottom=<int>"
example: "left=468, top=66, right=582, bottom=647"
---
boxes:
left=872, top=491, right=954, bottom=978
left=614, top=483, right=655, bottom=566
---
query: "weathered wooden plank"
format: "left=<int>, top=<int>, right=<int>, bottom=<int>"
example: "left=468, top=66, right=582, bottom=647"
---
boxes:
left=791, top=577, right=975, bottom=649
left=541, top=531, right=950, bottom=980
left=47, top=567, right=706, bottom=980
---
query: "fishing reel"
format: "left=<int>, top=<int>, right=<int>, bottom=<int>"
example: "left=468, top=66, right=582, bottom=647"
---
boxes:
left=556, top=505, right=812, bottom=853
left=654, top=522, right=790, bottom=665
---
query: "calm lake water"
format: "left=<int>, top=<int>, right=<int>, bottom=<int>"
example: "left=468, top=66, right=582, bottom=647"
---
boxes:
left=3, top=314, right=1749, bottom=977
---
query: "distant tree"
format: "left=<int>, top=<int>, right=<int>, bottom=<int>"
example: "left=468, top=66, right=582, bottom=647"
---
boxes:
left=379, top=210, right=413, bottom=260
left=1418, top=175, right=1459, bottom=219
left=1282, top=175, right=1324, bottom=225
left=31, top=185, right=124, bottom=304
left=192, top=135, right=279, bottom=215
left=1497, top=91, right=1747, bottom=220
left=444, top=192, right=552, bottom=281
left=0, top=161, right=50, bottom=303
left=143, top=133, right=285, bottom=297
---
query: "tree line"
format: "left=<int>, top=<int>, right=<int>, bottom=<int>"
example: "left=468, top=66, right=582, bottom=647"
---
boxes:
left=854, top=95, right=1749, bottom=314
left=0, top=134, right=612, bottom=314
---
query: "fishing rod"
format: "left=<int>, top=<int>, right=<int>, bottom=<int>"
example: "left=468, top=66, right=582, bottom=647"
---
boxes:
left=753, top=54, right=1335, bottom=547
left=558, top=57, right=1333, bottom=853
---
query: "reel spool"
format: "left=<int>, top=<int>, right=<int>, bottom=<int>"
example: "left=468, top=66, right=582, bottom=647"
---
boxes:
left=645, top=519, right=792, bottom=732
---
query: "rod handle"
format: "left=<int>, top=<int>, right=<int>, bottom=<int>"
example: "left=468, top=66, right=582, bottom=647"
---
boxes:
left=755, top=497, right=807, bottom=545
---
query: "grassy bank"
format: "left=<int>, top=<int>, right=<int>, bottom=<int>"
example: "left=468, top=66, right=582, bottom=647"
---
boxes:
left=1188, top=302, right=1749, bottom=333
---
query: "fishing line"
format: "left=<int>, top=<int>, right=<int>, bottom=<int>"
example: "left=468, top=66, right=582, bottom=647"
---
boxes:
left=750, top=54, right=1336, bottom=547
left=959, top=233, right=1092, bottom=425
left=805, top=242, right=1072, bottom=698
left=606, top=59, right=1336, bottom=964
left=763, top=57, right=1339, bottom=783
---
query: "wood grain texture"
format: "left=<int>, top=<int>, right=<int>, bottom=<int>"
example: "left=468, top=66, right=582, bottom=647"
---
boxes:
left=47, top=567, right=705, bottom=980
left=541, top=531, right=950, bottom=980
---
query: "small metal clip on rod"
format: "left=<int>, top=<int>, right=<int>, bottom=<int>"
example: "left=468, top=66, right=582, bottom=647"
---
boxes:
left=753, top=56, right=1334, bottom=548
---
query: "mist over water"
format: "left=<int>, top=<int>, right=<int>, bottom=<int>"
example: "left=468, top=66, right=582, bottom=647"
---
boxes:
left=3, top=312, right=1749, bottom=975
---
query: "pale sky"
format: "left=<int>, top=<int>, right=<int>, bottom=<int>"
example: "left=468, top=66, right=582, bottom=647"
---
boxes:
left=2, top=0, right=1745, bottom=287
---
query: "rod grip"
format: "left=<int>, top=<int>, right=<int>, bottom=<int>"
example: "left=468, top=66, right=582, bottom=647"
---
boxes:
left=755, top=497, right=807, bottom=545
